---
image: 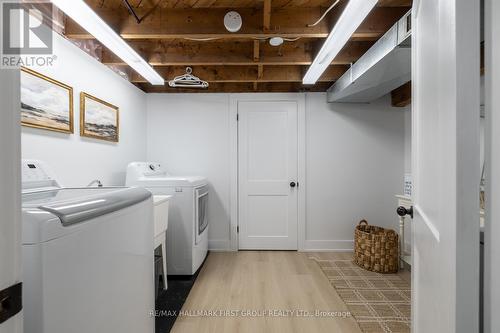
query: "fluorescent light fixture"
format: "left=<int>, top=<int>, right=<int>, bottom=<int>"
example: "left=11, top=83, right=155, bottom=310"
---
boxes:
left=303, top=0, right=377, bottom=85
left=50, top=0, right=164, bottom=85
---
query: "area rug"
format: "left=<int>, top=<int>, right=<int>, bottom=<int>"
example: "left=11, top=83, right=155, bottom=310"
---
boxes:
left=309, top=256, right=411, bottom=333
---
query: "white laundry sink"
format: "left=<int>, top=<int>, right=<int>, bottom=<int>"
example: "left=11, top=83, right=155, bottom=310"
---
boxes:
left=153, top=195, right=171, bottom=237
left=153, top=195, right=171, bottom=290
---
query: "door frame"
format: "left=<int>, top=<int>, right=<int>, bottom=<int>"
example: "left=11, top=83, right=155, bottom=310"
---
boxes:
left=484, top=0, right=499, bottom=330
left=0, top=68, right=22, bottom=332
left=229, top=93, right=306, bottom=251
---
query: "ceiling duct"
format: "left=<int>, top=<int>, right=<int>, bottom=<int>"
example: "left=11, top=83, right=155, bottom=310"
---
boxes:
left=327, top=10, right=412, bottom=103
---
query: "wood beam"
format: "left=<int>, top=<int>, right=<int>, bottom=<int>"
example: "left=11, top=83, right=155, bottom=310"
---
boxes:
left=64, top=7, right=409, bottom=41
left=253, top=40, right=260, bottom=62
left=377, top=0, right=413, bottom=6
left=391, top=81, right=411, bottom=107
left=100, top=40, right=372, bottom=66
left=329, top=6, right=409, bottom=41
left=84, top=0, right=411, bottom=9
left=128, top=65, right=348, bottom=83
left=137, top=82, right=332, bottom=93
left=263, top=0, right=271, bottom=31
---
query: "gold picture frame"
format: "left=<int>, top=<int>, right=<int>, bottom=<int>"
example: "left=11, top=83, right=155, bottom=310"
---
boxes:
left=20, top=67, right=74, bottom=134
left=80, top=92, right=119, bottom=142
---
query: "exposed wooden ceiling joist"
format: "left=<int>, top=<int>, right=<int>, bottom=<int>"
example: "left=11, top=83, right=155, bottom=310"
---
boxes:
left=69, top=0, right=411, bottom=92
left=253, top=40, right=260, bottom=62
left=100, top=40, right=373, bottom=66
left=65, top=7, right=409, bottom=41
left=84, top=0, right=411, bottom=9
left=391, top=81, right=411, bottom=107
left=136, top=81, right=332, bottom=93
left=263, top=0, right=272, bottom=31
left=377, top=0, right=412, bottom=7
left=128, top=64, right=349, bottom=83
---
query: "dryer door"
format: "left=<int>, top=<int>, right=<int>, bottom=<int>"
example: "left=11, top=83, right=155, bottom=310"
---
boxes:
left=195, top=186, right=209, bottom=245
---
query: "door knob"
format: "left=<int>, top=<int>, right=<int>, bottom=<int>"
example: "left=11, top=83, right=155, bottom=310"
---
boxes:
left=397, top=206, right=413, bottom=219
left=290, top=181, right=297, bottom=188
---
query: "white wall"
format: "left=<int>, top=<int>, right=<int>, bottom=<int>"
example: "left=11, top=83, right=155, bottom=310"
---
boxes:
left=146, top=92, right=406, bottom=251
left=21, top=32, right=147, bottom=186
left=147, top=94, right=232, bottom=250
left=305, top=93, right=405, bottom=250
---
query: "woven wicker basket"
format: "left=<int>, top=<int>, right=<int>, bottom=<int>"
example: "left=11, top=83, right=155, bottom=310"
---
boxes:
left=354, top=220, right=399, bottom=273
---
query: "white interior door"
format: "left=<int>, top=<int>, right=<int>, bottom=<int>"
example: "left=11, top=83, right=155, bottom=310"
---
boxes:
left=0, top=69, right=22, bottom=333
left=484, top=0, right=500, bottom=331
left=411, top=1, right=480, bottom=333
left=238, top=100, right=298, bottom=250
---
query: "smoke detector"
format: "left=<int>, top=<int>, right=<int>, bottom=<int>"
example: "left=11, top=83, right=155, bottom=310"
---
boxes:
left=269, top=37, right=284, bottom=46
left=224, top=11, right=242, bottom=32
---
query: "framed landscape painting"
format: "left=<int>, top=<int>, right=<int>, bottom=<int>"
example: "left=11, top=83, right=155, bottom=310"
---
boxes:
left=80, top=92, right=119, bottom=142
left=20, top=67, right=74, bottom=133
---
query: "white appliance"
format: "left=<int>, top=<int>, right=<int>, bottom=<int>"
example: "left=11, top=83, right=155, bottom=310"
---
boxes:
left=126, top=162, right=209, bottom=275
left=21, top=160, right=155, bottom=333
left=153, top=195, right=171, bottom=289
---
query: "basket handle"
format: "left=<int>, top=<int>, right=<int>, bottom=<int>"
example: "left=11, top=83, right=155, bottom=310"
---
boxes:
left=358, top=219, right=368, bottom=226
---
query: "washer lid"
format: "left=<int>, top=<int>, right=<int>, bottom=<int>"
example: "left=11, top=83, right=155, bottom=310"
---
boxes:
left=23, top=187, right=151, bottom=227
left=22, top=187, right=153, bottom=244
left=22, top=187, right=121, bottom=207
left=39, top=188, right=151, bottom=226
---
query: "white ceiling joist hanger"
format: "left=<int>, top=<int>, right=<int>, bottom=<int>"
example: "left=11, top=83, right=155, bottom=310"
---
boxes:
left=168, top=67, right=209, bottom=88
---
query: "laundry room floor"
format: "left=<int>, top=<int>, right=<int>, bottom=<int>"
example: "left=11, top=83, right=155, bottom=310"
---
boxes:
left=167, top=251, right=363, bottom=333
left=309, top=252, right=411, bottom=332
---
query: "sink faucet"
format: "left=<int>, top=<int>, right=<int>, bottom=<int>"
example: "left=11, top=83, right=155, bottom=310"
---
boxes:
left=87, top=179, right=103, bottom=187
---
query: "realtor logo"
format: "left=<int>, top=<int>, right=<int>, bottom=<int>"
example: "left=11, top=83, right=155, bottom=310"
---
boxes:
left=1, top=1, right=55, bottom=68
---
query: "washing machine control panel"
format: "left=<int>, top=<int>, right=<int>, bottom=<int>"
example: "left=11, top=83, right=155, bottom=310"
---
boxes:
left=22, top=161, right=51, bottom=181
left=21, top=160, right=60, bottom=190
left=134, top=162, right=167, bottom=177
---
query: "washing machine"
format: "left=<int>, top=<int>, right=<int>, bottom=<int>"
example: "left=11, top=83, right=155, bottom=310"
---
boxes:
left=21, top=160, right=155, bottom=333
left=126, top=162, right=209, bottom=275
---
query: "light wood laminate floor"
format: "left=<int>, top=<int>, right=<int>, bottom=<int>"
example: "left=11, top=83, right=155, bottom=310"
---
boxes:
left=170, top=251, right=363, bottom=333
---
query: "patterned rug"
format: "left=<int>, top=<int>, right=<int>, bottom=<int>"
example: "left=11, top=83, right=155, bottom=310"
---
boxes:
left=309, top=256, right=411, bottom=333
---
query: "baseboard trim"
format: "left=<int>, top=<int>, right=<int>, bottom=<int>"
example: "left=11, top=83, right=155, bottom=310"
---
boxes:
left=209, top=239, right=357, bottom=252
left=208, top=239, right=233, bottom=251
left=301, top=240, right=354, bottom=252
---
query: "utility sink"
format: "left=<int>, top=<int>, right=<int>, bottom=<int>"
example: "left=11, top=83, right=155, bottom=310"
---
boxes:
left=153, top=195, right=171, bottom=237
left=153, top=195, right=171, bottom=290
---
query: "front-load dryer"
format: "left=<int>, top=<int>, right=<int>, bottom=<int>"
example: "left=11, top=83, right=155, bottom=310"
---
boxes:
left=126, top=162, right=209, bottom=275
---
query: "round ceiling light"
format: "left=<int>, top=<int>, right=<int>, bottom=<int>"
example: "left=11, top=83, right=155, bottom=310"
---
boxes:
left=224, top=11, right=242, bottom=33
left=269, top=37, right=284, bottom=46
